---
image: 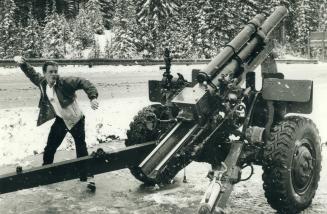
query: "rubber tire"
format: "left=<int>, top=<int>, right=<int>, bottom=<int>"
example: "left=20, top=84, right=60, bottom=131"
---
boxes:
left=125, top=104, right=174, bottom=185
left=262, top=116, right=321, bottom=214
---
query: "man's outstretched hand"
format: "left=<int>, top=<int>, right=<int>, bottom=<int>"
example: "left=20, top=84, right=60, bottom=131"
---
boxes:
left=90, top=99, right=99, bottom=110
left=13, top=56, right=25, bottom=64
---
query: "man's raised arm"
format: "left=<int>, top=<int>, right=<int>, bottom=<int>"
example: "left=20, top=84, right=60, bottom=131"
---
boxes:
left=14, top=56, right=44, bottom=86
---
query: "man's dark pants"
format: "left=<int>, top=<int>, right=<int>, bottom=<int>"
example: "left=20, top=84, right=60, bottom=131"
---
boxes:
left=43, top=116, right=89, bottom=180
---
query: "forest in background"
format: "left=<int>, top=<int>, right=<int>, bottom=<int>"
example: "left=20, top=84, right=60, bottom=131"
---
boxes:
left=1, top=0, right=327, bottom=59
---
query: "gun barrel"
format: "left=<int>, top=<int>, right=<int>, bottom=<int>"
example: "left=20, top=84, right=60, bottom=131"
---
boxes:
left=201, top=14, right=265, bottom=78
left=260, top=6, right=288, bottom=38
left=208, top=6, right=288, bottom=87
left=201, top=6, right=288, bottom=83
left=238, top=6, right=288, bottom=62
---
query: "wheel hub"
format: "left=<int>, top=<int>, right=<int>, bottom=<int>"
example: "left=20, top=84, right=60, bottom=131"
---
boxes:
left=292, top=139, right=314, bottom=194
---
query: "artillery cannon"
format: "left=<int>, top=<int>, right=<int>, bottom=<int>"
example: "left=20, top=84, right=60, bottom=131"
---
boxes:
left=0, top=6, right=321, bottom=214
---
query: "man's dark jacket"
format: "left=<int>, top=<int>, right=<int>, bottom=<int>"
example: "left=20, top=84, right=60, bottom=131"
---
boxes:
left=19, top=62, right=98, bottom=126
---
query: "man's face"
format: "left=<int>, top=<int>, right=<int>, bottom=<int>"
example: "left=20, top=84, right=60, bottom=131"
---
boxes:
left=44, top=65, right=58, bottom=86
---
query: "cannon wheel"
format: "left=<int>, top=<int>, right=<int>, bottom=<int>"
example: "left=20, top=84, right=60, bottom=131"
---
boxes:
left=262, top=116, right=321, bottom=213
left=125, top=104, right=176, bottom=185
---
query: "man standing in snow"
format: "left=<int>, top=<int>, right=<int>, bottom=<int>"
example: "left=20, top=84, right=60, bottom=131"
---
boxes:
left=14, top=56, right=99, bottom=192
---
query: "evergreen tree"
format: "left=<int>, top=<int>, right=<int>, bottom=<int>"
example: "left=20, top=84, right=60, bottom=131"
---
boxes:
left=88, top=39, right=101, bottom=58
left=70, top=9, right=95, bottom=58
left=64, top=0, right=79, bottom=19
left=85, top=0, right=105, bottom=34
left=15, top=23, right=26, bottom=55
left=195, top=0, right=218, bottom=58
left=13, top=0, right=32, bottom=27
left=160, top=1, right=199, bottom=59
left=318, top=0, right=327, bottom=31
left=137, top=0, right=178, bottom=22
left=135, top=0, right=179, bottom=57
left=0, top=0, right=19, bottom=58
left=177, top=0, right=203, bottom=58
left=55, top=0, right=66, bottom=15
left=209, top=0, right=241, bottom=54
left=99, top=0, right=116, bottom=29
left=79, top=0, right=89, bottom=9
left=42, top=4, right=68, bottom=58
left=295, top=0, right=320, bottom=55
left=6, top=0, right=325, bottom=59
left=104, top=39, right=112, bottom=58
left=238, top=0, right=261, bottom=24
left=61, top=14, right=72, bottom=56
left=111, top=0, right=137, bottom=58
left=44, top=0, right=53, bottom=23
left=31, top=0, right=62, bottom=24
left=22, top=10, right=43, bottom=58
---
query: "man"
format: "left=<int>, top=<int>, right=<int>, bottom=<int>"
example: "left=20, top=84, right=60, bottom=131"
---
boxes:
left=14, top=56, right=99, bottom=191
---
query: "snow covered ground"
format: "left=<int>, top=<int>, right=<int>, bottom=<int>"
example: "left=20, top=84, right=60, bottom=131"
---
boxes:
left=0, top=98, right=151, bottom=166
left=0, top=62, right=327, bottom=213
left=1, top=62, right=326, bottom=166
left=0, top=63, right=201, bottom=166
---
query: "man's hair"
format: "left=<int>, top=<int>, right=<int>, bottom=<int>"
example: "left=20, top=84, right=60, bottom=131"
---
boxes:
left=42, top=61, right=58, bottom=73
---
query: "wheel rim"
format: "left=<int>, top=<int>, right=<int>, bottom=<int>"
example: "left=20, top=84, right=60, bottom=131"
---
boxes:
left=291, top=138, right=315, bottom=195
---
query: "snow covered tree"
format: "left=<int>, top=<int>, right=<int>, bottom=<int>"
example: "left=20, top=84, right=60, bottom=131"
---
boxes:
left=99, top=0, right=116, bottom=29
left=295, top=0, right=320, bottom=55
left=13, top=0, right=32, bottom=26
left=110, top=0, right=137, bottom=58
left=194, top=0, right=221, bottom=58
left=104, top=39, right=113, bottom=58
left=64, top=0, right=79, bottom=19
left=135, top=0, right=179, bottom=57
left=158, top=1, right=201, bottom=59
left=237, top=0, right=262, bottom=24
left=70, top=8, right=95, bottom=57
left=0, top=0, right=19, bottom=58
left=88, top=39, right=101, bottom=58
left=318, top=0, right=327, bottom=31
left=178, top=0, right=246, bottom=58
left=137, top=0, right=178, bottom=23
left=85, top=0, right=105, bottom=34
left=42, top=3, right=69, bottom=59
left=178, top=1, right=203, bottom=58
left=22, top=10, right=43, bottom=58
left=44, top=0, right=54, bottom=24
left=175, top=1, right=203, bottom=58
left=79, top=0, right=89, bottom=9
